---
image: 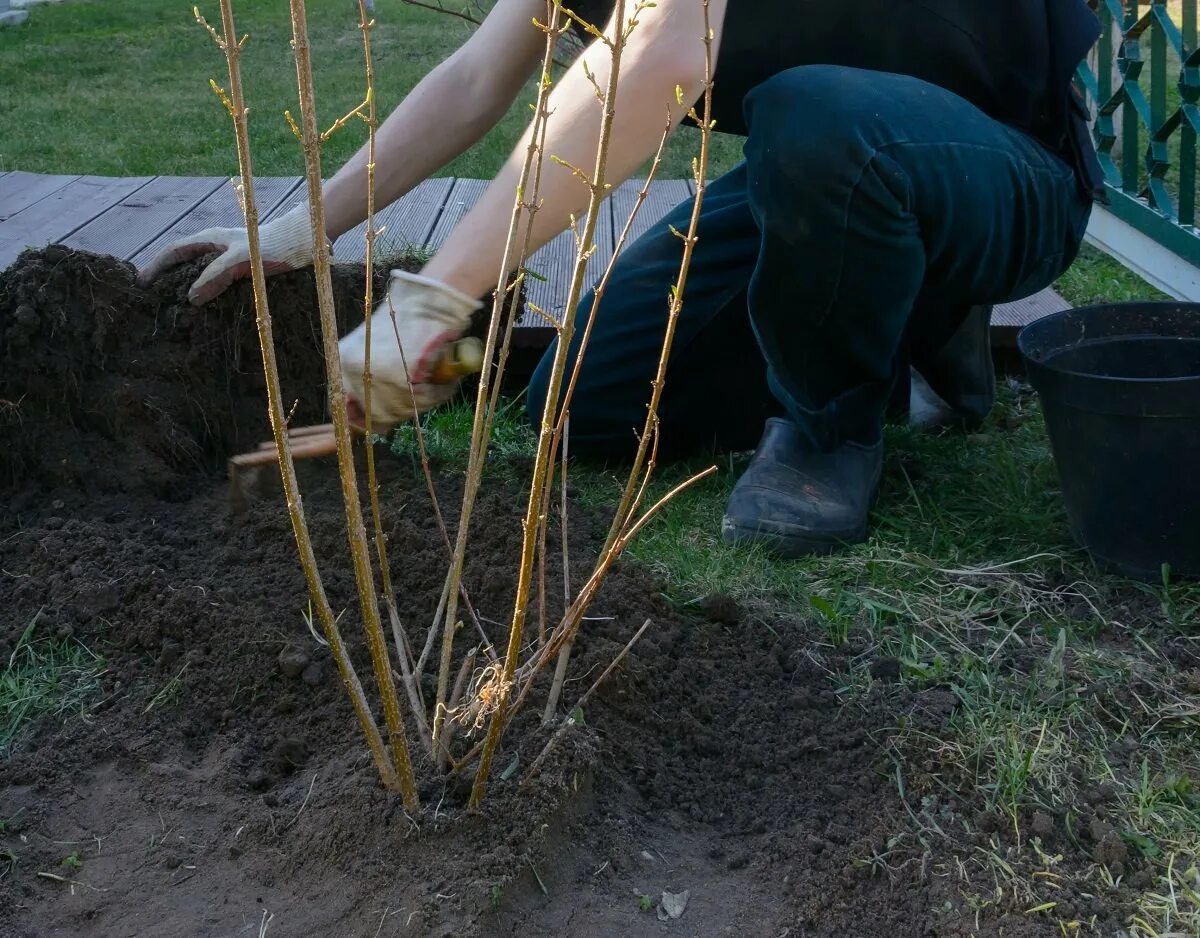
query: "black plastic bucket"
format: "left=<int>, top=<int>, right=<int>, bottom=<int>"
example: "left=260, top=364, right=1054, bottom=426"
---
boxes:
left=1018, top=302, right=1200, bottom=579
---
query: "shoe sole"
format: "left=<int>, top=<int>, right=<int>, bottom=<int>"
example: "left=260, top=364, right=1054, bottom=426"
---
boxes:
left=720, top=517, right=868, bottom=559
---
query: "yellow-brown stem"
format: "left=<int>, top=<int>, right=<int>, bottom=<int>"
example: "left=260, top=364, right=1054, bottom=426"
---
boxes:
left=205, top=0, right=399, bottom=791
left=287, top=0, right=418, bottom=809
left=524, top=618, right=652, bottom=783
left=537, top=121, right=670, bottom=720
left=602, top=1, right=715, bottom=558
left=470, top=0, right=630, bottom=810
left=456, top=464, right=716, bottom=772
left=432, top=1, right=565, bottom=758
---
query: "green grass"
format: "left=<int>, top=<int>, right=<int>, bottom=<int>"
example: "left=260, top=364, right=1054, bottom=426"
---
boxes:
left=1, top=611, right=106, bottom=756
left=0, top=0, right=742, bottom=180
left=1055, top=244, right=1170, bottom=307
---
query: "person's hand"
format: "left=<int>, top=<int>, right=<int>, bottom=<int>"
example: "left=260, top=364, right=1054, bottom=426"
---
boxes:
left=339, top=270, right=482, bottom=430
left=138, top=204, right=320, bottom=305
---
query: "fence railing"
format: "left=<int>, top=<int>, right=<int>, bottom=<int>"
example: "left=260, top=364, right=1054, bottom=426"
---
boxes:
left=1078, top=0, right=1200, bottom=270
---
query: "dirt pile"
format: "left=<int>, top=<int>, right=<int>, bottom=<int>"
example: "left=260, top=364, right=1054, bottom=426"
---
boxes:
left=0, top=248, right=1125, bottom=937
left=1, top=454, right=1037, bottom=938
left=0, top=246, right=518, bottom=500
left=0, top=246, right=388, bottom=497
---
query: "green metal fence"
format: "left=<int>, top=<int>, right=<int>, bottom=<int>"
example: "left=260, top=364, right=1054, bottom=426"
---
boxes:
left=1078, top=0, right=1200, bottom=265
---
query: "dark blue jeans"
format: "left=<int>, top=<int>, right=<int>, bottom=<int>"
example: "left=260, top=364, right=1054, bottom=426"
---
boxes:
left=529, top=65, right=1093, bottom=456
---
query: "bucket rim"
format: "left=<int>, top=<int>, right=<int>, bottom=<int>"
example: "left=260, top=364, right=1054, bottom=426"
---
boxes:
left=1017, top=301, right=1200, bottom=387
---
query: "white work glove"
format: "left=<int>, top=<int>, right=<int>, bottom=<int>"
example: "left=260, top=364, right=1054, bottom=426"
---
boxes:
left=138, top=204, right=321, bottom=305
left=339, top=270, right=482, bottom=430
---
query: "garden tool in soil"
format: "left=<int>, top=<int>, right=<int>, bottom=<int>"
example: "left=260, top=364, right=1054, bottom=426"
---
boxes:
left=139, top=204, right=321, bottom=306
left=226, top=334, right=484, bottom=508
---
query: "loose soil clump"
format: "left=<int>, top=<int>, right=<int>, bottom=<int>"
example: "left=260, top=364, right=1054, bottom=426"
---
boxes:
left=0, top=249, right=1123, bottom=936
left=0, top=247, right=504, bottom=500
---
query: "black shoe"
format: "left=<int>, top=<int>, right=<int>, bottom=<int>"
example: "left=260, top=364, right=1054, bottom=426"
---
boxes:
left=721, top=419, right=883, bottom=558
left=910, top=303, right=995, bottom=431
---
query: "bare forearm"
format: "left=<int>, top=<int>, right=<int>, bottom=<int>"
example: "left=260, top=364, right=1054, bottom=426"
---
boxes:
left=322, top=57, right=522, bottom=239
left=422, top=4, right=716, bottom=298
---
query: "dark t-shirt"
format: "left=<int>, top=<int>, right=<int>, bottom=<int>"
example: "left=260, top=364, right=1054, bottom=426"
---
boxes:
left=569, top=0, right=1103, bottom=195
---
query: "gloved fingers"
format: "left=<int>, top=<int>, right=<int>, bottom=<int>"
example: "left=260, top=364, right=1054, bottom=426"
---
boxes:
left=138, top=229, right=235, bottom=285
left=347, top=377, right=459, bottom=432
left=188, top=247, right=253, bottom=306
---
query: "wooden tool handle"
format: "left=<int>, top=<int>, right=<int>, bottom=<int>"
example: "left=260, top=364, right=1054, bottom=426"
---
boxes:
left=255, top=423, right=337, bottom=452
left=230, top=434, right=337, bottom=469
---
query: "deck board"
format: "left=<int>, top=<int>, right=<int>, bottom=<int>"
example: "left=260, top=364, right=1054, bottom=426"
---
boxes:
left=523, top=204, right=615, bottom=332
left=992, top=288, right=1070, bottom=347
left=333, top=177, right=455, bottom=262
left=261, top=178, right=310, bottom=223
left=609, top=178, right=691, bottom=246
left=65, top=176, right=226, bottom=261
left=0, top=175, right=152, bottom=269
left=131, top=177, right=303, bottom=270
left=0, top=172, right=1070, bottom=357
left=426, top=177, right=486, bottom=250
left=0, top=171, right=81, bottom=222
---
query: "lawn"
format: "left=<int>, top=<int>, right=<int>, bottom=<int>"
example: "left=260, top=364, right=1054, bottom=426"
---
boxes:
left=0, top=0, right=741, bottom=180
left=2, top=1, right=1198, bottom=934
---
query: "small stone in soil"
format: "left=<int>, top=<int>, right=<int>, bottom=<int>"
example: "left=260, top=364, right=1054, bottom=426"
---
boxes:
left=277, top=645, right=310, bottom=679
left=657, top=890, right=689, bottom=921
left=301, top=660, right=325, bottom=686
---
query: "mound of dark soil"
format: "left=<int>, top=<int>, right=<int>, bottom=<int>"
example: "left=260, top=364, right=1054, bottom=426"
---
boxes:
left=0, top=247, right=508, bottom=500
left=0, top=455, right=1037, bottom=938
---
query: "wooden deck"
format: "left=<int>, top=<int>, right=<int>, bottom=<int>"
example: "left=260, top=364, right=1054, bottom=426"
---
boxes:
left=0, top=171, right=1066, bottom=348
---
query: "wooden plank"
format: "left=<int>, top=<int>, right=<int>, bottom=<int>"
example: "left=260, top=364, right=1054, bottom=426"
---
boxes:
left=260, top=177, right=310, bottom=222
left=608, top=178, right=691, bottom=247
left=991, top=287, right=1071, bottom=348
left=130, top=176, right=303, bottom=269
left=0, top=175, right=153, bottom=270
left=521, top=202, right=615, bottom=332
left=425, top=177, right=486, bottom=250
left=0, top=171, right=81, bottom=222
left=332, top=177, right=455, bottom=262
left=64, top=176, right=226, bottom=261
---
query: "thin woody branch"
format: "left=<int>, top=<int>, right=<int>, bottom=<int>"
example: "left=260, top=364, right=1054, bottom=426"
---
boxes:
left=200, top=0, right=401, bottom=792
left=469, top=0, right=631, bottom=809
left=287, top=0, right=419, bottom=810
left=432, top=0, right=566, bottom=763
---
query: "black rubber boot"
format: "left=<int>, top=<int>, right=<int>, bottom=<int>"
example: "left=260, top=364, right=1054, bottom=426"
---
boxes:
left=910, top=303, right=996, bottom=431
left=721, top=418, right=883, bottom=558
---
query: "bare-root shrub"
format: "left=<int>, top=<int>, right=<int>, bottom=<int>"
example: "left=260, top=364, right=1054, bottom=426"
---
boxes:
left=198, top=0, right=716, bottom=809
